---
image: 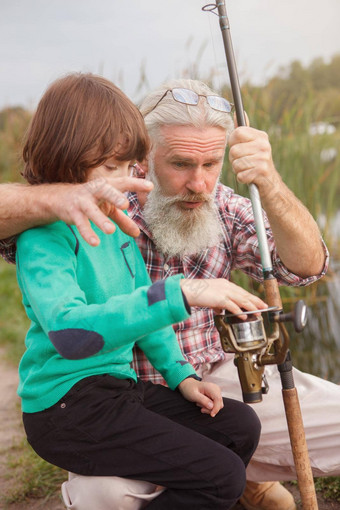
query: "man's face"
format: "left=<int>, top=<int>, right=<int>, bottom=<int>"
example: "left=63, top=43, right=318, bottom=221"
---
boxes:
left=150, top=125, right=227, bottom=207
left=142, top=124, right=227, bottom=257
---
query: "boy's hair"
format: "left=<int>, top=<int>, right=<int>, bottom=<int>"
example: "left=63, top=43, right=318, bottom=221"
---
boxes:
left=23, top=73, right=150, bottom=184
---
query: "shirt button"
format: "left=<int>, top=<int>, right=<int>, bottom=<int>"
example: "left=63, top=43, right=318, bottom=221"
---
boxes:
left=164, top=263, right=169, bottom=271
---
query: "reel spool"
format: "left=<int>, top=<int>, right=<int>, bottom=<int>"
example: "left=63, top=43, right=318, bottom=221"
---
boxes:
left=215, top=302, right=308, bottom=403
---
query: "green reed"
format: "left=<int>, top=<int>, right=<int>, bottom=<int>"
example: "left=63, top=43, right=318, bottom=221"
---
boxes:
left=0, top=107, right=30, bottom=183
left=220, top=85, right=340, bottom=252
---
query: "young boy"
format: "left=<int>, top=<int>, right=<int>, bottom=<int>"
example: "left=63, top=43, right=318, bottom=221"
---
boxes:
left=16, top=73, right=263, bottom=509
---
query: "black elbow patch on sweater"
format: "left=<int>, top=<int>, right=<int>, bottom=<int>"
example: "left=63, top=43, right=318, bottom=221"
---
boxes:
left=48, top=329, right=104, bottom=360
left=147, top=280, right=166, bottom=306
left=176, top=360, right=189, bottom=366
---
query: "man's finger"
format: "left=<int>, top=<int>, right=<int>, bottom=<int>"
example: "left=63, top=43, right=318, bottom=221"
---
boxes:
left=74, top=213, right=108, bottom=246
left=104, top=176, right=153, bottom=197
left=228, top=127, right=256, bottom=147
left=233, top=110, right=250, bottom=128
left=83, top=177, right=129, bottom=210
left=109, top=208, right=140, bottom=238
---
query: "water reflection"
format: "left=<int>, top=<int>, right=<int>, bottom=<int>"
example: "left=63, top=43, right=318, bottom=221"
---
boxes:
left=287, top=258, right=340, bottom=384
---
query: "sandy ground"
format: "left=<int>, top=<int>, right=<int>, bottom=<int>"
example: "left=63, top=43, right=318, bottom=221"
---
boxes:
left=0, top=348, right=65, bottom=510
left=0, top=348, right=339, bottom=510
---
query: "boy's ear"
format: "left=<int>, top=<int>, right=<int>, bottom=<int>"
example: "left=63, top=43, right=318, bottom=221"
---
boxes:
left=134, top=158, right=151, bottom=207
left=135, top=158, right=148, bottom=178
left=137, top=157, right=149, bottom=177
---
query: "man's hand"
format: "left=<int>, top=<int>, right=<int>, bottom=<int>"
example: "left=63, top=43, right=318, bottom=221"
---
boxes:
left=180, top=278, right=267, bottom=320
left=48, top=176, right=153, bottom=245
left=228, top=126, right=282, bottom=198
left=178, top=378, right=224, bottom=418
left=228, top=126, right=326, bottom=277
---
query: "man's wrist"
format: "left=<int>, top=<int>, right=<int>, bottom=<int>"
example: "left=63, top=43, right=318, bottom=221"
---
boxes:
left=39, top=183, right=66, bottom=223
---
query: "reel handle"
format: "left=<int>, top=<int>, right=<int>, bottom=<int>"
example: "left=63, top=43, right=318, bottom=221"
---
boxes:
left=277, top=300, right=308, bottom=333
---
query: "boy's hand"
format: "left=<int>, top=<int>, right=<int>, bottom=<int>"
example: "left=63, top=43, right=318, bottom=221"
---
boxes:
left=181, top=278, right=267, bottom=320
left=178, top=377, right=224, bottom=418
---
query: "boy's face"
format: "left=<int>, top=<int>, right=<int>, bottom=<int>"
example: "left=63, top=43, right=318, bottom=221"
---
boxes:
left=88, top=158, right=133, bottom=181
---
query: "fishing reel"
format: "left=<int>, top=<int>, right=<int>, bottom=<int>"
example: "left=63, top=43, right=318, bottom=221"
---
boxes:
left=214, top=301, right=307, bottom=403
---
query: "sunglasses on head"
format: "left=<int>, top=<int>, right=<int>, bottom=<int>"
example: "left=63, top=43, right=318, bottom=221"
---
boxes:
left=147, top=87, right=233, bottom=114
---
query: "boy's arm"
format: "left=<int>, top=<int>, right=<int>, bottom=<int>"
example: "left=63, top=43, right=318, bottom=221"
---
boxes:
left=16, top=226, right=191, bottom=371
left=0, top=177, right=153, bottom=242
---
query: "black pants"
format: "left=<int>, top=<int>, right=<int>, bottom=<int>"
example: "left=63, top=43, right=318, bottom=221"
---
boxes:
left=23, top=375, right=261, bottom=509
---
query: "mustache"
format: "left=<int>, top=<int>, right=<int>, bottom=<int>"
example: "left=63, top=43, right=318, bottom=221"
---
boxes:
left=168, top=192, right=212, bottom=204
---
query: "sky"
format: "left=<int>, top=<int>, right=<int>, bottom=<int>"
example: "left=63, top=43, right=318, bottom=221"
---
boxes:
left=0, top=0, right=339, bottom=110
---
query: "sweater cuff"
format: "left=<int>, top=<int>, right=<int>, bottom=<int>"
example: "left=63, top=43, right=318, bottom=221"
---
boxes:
left=164, top=274, right=191, bottom=323
left=165, top=363, right=196, bottom=391
left=184, top=374, right=202, bottom=382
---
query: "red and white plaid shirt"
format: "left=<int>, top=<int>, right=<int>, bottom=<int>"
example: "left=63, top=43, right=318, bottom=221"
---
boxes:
left=129, top=183, right=328, bottom=384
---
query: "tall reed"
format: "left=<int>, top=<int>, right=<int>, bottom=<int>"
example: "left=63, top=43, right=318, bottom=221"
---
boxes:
left=220, top=85, right=340, bottom=251
left=0, top=107, right=30, bottom=183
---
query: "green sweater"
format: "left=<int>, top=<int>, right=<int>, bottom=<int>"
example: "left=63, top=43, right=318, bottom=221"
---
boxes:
left=16, top=220, right=195, bottom=413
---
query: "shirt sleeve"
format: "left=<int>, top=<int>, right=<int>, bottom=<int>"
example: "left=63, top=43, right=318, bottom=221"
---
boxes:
left=229, top=194, right=329, bottom=286
left=0, top=236, right=17, bottom=264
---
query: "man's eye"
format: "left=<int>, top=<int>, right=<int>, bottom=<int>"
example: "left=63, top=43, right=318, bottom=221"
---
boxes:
left=105, top=165, right=118, bottom=171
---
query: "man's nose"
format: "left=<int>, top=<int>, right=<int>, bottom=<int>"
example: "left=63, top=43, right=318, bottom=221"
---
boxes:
left=186, top=169, right=206, bottom=194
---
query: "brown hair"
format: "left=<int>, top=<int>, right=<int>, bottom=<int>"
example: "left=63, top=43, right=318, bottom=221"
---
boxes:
left=23, top=73, right=150, bottom=184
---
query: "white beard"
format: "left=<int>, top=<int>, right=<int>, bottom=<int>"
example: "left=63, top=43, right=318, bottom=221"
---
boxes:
left=143, top=167, right=223, bottom=258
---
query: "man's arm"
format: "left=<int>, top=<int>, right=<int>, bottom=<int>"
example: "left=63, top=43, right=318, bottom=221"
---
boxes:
left=0, top=177, right=153, bottom=244
left=228, top=127, right=326, bottom=278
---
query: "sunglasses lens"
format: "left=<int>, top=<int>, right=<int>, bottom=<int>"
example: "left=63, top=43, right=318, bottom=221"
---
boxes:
left=207, top=96, right=232, bottom=113
left=172, top=88, right=199, bottom=105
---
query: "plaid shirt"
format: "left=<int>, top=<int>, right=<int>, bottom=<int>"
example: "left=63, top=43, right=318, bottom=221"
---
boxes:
left=0, top=183, right=328, bottom=384
left=0, top=235, right=16, bottom=264
left=129, top=183, right=328, bottom=384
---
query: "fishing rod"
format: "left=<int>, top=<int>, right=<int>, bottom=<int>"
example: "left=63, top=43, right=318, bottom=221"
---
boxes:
left=202, top=2, right=318, bottom=508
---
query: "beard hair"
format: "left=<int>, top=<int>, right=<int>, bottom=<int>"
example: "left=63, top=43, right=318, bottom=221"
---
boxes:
left=143, top=164, right=223, bottom=258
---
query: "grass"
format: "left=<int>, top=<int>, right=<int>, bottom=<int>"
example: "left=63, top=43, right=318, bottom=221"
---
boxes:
left=0, top=260, right=29, bottom=364
left=314, top=477, right=340, bottom=502
left=0, top=258, right=66, bottom=505
left=3, top=438, right=66, bottom=505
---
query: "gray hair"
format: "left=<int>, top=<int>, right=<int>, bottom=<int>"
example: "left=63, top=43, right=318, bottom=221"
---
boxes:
left=139, top=78, right=234, bottom=144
